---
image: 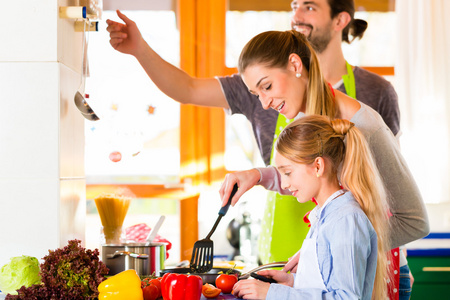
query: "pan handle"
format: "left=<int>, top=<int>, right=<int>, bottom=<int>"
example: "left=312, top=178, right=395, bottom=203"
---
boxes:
left=106, top=251, right=149, bottom=259
left=239, top=261, right=287, bottom=280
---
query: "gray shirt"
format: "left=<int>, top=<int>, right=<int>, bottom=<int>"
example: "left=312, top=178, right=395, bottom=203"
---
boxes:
left=217, top=67, right=400, bottom=166
left=257, top=102, right=429, bottom=248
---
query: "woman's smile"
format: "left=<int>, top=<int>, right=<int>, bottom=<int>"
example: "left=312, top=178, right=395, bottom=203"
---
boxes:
left=276, top=101, right=285, bottom=112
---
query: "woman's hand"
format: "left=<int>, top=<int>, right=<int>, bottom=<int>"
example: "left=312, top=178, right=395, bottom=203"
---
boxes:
left=219, top=169, right=261, bottom=207
left=106, top=10, right=146, bottom=57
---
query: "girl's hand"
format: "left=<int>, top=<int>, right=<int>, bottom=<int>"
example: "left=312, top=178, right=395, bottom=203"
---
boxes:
left=219, top=169, right=261, bottom=207
left=232, top=278, right=270, bottom=300
left=282, top=249, right=301, bottom=273
left=257, top=270, right=294, bottom=286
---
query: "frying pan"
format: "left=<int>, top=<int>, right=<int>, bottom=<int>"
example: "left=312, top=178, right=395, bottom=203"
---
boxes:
left=159, top=267, right=240, bottom=285
left=159, top=261, right=286, bottom=285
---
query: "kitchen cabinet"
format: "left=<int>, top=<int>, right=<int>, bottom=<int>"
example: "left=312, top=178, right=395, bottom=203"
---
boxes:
left=407, top=233, right=450, bottom=299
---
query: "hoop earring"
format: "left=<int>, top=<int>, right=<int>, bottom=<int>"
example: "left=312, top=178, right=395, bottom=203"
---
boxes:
left=296, top=73, right=302, bottom=78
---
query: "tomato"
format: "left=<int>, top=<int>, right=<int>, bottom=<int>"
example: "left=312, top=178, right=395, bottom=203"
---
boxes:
left=142, top=284, right=159, bottom=300
left=202, top=283, right=221, bottom=299
left=141, top=277, right=162, bottom=300
left=215, top=274, right=238, bottom=294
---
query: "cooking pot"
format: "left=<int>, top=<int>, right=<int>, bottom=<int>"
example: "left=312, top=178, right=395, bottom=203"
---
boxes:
left=159, top=267, right=241, bottom=285
left=101, top=242, right=166, bottom=276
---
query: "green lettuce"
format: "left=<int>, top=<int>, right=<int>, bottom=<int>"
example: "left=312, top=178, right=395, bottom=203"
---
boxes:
left=0, top=256, right=41, bottom=295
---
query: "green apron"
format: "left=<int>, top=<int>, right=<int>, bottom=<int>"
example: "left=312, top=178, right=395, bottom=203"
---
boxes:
left=257, top=62, right=356, bottom=264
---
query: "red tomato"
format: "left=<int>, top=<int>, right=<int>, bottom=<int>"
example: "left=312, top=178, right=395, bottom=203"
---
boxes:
left=143, top=284, right=159, bottom=300
left=202, top=283, right=222, bottom=299
left=161, top=273, right=203, bottom=300
left=215, top=274, right=238, bottom=294
left=142, top=277, right=162, bottom=299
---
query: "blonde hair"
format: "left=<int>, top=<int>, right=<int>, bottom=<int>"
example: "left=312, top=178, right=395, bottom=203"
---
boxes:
left=238, top=30, right=336, bottom=118
left=276, top=115, right=391, bottom=299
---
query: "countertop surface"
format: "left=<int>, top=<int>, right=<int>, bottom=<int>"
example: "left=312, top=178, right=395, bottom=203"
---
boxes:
left=0, top=293, right=236, bottom=300
left=201, top=295, right=238, bottom=299
left=405, top=232, right=450, bottom=256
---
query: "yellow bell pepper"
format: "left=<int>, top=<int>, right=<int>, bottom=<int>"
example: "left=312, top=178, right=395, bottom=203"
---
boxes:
left=98, top=269, right=143, bottom=300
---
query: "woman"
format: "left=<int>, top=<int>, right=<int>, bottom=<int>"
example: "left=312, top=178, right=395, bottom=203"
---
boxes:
left=219, top=30, right=428, bottom=258
left=232, top=115, right=390, bottom=299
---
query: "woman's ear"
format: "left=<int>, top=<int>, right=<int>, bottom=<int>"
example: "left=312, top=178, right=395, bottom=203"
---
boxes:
left=334, top=11, right=351, bottom=31
left=288, top=53, right=303, bottom=75
left=314, top=157, right=325, bottom=178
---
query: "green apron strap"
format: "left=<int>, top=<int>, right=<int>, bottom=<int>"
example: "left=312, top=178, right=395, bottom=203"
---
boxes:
left=342, top=61, right=356, bottom=99
left=270, top=114, right=293, bottom=163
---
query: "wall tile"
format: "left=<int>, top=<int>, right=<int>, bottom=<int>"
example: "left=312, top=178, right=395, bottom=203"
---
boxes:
left=0, top=62, right=59, bottom=179
left=60, top=178, right=86, bottom=244
left=0, top=178, right=60, bottom=266
left=1, top=0, right=57, bottom=62
left=60, top=64, right=86, bottom=178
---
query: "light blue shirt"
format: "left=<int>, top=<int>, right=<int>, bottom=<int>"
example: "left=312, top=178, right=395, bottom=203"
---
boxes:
left=266, top=191, right=378, bottom=299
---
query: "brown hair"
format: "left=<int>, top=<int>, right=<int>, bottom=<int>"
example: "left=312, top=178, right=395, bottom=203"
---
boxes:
left=276, top=115, right=391, bottom=299
left=328, top=0, right=368, bottom=43
left=238, top=30, right=336, bottom=118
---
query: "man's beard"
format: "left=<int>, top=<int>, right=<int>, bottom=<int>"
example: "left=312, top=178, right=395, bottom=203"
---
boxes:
left=307, top=26, right=333, bottom=54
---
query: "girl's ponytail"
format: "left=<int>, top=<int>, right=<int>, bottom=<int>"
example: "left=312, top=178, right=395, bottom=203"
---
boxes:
left=332, top=119, right=391, bottom=300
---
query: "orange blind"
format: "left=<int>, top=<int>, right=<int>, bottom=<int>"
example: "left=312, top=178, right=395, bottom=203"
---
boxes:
left=178, top=0, right=227, bottom=187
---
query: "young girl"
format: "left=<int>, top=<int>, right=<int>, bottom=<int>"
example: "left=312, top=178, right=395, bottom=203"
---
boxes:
left=232, top=115, right=390, bottom=299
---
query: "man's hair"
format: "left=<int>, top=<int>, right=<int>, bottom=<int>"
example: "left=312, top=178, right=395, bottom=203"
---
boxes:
left=328, top=0, right=368, bottom=43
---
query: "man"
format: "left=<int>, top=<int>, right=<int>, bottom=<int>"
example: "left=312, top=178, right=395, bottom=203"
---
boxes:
left=107, top=1, right=408, bottom=297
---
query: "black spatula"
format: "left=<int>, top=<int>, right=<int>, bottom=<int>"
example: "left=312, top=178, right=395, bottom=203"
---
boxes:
left=190, top=183, right=238, bottom=273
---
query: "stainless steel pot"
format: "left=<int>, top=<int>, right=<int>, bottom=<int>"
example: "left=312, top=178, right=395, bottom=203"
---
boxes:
left=101, top=242, right=166, bottom=276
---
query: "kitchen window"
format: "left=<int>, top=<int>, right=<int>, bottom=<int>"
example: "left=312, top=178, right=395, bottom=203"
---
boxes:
left=85, top=10, right=180, bottom=185
left=84, top=10, right=183, bottom=260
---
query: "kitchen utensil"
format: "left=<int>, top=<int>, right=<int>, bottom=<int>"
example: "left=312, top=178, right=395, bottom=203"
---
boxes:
left=74, top=19, right=99, bottom=121
left=102, top=242, right=166, bottom=276
left=146, top=215, right=165, bottom=243
left=249, top=272, right=277, bottom=283
left=190, top=184, right=239, bottom=273
left=238, top=261, right=287, bottom=280
left=159, top=267, right=241, bottom=285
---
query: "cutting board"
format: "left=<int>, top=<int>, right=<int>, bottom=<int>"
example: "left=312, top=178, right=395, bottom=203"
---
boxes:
left=201, top=294, right=238, bottom=299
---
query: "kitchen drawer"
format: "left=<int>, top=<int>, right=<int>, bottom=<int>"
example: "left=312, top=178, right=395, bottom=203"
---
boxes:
left=408, top=256, right=450, bottom=283
left=407, top=255, right=450, bottom=299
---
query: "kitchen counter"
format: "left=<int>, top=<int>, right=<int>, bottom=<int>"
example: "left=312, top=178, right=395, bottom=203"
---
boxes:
left=201, top=295, right=238, bottom=299
left=404, top=233, right=450, bottom=299
left=405, top=232, right=450, bottom=256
